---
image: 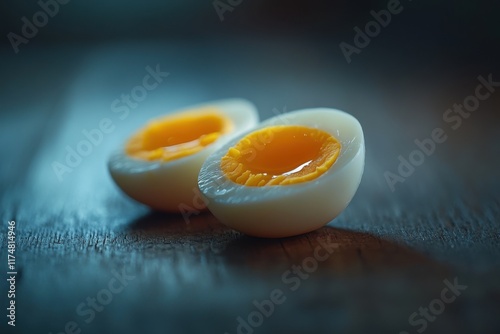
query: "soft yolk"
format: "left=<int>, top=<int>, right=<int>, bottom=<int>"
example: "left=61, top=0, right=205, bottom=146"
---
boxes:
left=221, top=125, right=341, bottom=186
left=126, top=107, right=233, bottom=161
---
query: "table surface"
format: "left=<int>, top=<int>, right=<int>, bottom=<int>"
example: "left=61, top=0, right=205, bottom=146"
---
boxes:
left=1, top=39, right=499, bottom=334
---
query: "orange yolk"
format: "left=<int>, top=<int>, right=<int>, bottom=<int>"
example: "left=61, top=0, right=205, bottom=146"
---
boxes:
left=221, top=125, right=341, bottom=186
left=126, top=107, right=233, bottom=161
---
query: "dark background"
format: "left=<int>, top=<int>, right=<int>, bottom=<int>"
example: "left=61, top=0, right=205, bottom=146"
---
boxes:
left=1, top=1, right=499, bottom=334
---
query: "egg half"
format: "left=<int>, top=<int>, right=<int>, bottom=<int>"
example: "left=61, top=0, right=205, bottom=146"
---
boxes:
left=108, top=99, right=259, bottom=211
left=198, top=108, right=365, bottom=238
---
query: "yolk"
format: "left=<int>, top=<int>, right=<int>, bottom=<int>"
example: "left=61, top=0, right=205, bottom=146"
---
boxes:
left=221, top=125, right=341, bottom=186
left=126, top=107, right=233, bottom=161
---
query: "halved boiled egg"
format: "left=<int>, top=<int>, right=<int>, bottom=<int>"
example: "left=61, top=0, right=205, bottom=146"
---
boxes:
left=198, top=108, right=364, bottom=238
left=108, top=99, right=259, bottom=211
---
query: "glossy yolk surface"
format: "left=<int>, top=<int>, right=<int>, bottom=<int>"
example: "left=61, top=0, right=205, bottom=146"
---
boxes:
left=126, top=107, right=232, bottom=161
left=221, top=125, right=341, bottom=186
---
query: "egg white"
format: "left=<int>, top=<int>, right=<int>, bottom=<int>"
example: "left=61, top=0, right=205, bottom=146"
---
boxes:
left=198, top=108, right=365, bottom=238
left=108, top=98, right=259, bottom=211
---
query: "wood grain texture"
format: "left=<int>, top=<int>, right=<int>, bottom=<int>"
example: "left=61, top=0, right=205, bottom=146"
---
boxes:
left=1, top=40, right=499, bottom=334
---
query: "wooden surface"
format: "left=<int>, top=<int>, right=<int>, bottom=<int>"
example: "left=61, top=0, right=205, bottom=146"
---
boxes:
left=1, top=39, right=499, bottom=334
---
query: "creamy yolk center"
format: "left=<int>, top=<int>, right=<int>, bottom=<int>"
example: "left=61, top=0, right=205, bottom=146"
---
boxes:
left=221, top=125, right=341, bottom=186
left=126, top=107, right=232, bottom=161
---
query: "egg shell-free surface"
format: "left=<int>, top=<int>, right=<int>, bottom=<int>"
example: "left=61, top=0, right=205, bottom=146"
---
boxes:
left=108, top=98, right=259, bottom=211
left=198, top=108, right=365, bottom=238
